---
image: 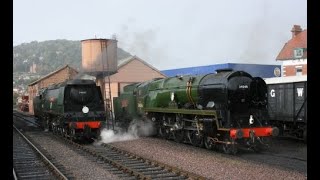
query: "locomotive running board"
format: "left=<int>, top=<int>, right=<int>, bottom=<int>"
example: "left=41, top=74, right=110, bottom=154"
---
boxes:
left=144, top=107, right=217, bottom=116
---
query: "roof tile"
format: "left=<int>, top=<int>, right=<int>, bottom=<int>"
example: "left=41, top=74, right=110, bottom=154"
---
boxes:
left=276, top=29, right=307, bottom=60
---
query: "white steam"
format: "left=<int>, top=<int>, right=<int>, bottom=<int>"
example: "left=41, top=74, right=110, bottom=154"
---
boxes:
left=96, top=118, right=156, bottom=144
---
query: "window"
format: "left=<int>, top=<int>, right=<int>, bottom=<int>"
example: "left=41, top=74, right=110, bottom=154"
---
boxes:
left=296, top=67, right=302, bottom=76
left=294, top=48, right=303, bottom=58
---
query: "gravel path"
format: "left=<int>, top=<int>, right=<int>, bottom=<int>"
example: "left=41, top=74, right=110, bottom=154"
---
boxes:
left=110, top=137, right=307, bottom=180
left=26, top=132, right=122, bottom=180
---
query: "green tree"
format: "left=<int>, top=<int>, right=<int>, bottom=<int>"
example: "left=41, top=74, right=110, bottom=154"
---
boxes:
left=13, top=39, right=131, bottom=74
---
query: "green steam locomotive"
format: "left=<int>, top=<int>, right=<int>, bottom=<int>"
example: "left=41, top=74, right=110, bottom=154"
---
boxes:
left=33, top=79, right=106, bottom=140
left=113, top=69, right=279, bottom=154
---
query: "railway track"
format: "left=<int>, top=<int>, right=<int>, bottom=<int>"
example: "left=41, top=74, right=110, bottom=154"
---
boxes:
left=13, top=110, right=206, bottom=179
left=49, top=133, right=206, bottom=180
left=13, top=110, right=41, bottom=128
left=93, top=142, right=206, bottom=179
left=13, top=109, right=306, bottom=178
left=13, top=125, right=72, bottom=180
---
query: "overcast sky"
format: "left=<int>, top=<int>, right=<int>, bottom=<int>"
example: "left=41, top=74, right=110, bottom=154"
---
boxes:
left=13, top=0, right=307, bottom=70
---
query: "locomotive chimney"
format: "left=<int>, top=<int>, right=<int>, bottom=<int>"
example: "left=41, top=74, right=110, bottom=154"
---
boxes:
left=291, top=25, right=302, bottom=38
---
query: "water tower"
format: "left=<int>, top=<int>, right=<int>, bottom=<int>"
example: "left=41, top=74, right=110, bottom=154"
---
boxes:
left=81, top=38, right=118, bottom=128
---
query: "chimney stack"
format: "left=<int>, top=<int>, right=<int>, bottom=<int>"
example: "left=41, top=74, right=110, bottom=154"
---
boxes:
left=291, top=25, right=302, bottom=38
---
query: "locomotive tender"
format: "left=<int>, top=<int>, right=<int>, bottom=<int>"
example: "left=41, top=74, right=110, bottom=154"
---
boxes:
left=33, top=79, right=106, bottom=140
left=114, top=69, right=279, bottom=154
left=264, top=75, right=307, bottom=142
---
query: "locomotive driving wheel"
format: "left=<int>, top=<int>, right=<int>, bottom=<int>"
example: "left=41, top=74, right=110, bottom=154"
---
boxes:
left=58, top=127, right=63, bottom=136
left=221, top=135, right=238, bottom=155
left=70, top=127, right=76, bottom=140
left=204, top=136, right=215, bottom=150
left=252, top=137, right=270, bottom=152
left=51, top=124, right=55, bottom=133
left=52, top=125, right=57, bottom=134
left=188, top=130, right=204, bottom=147
left=95, top=128, right=102, bottom=140
left=173, top=130, right=185, bottom=143
left=62, top=127, right=67, bottom=137
left=159, top=126, right=170, bottom=139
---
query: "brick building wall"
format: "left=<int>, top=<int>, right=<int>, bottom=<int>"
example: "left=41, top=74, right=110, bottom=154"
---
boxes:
left=108, top=58, right=166, bottom=98
left=28, top=66, right=78, bottom=114
left=110, top=60, right=166, bottom=83
left=282, top=64, right=307, bottom=76
left=282, top=58, right=307, bottom=77
left=103, top=57, right=166, bottom=115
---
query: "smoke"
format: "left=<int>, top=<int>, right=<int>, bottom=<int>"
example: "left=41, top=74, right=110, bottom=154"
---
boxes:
left=238, top=1, right=293, bottom=65
left=96, top=118, right=156, bottom=145
left=116, top=22, right=169, bottom=70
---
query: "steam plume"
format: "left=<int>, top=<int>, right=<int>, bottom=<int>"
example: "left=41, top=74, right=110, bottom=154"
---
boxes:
left=96, top=118, right=156, bottom=144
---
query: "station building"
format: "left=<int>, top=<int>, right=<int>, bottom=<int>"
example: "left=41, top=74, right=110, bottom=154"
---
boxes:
left=102, top=55, right=166, bottom=111
left=28, top=65, right=78, bottom=114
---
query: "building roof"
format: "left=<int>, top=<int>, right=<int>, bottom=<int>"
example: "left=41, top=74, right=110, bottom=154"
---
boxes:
left=161, top=63, right=281, bottom=78
left=28, top=65, right=78, bottom=86
left=264, top=75, right=307, bottom=84
left=117, top=56, right=167, bottom=77
left=276, top=29, right=307, bottom=60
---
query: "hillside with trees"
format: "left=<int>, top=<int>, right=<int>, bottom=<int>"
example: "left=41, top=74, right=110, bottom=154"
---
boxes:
left=13, top=39, right=132, bottom=75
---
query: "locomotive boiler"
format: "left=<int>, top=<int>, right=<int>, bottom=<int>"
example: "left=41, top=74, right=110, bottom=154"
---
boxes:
left=33, top=79, right=106, bottom=140
left=114, top=69, right=279, bottom=154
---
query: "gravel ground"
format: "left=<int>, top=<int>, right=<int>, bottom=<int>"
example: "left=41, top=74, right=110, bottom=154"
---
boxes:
left=268, top=137, right=307, bottom=159
left=110, top=137, right=307, bottom=180
left=25, top=132, right=122, bottom=180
